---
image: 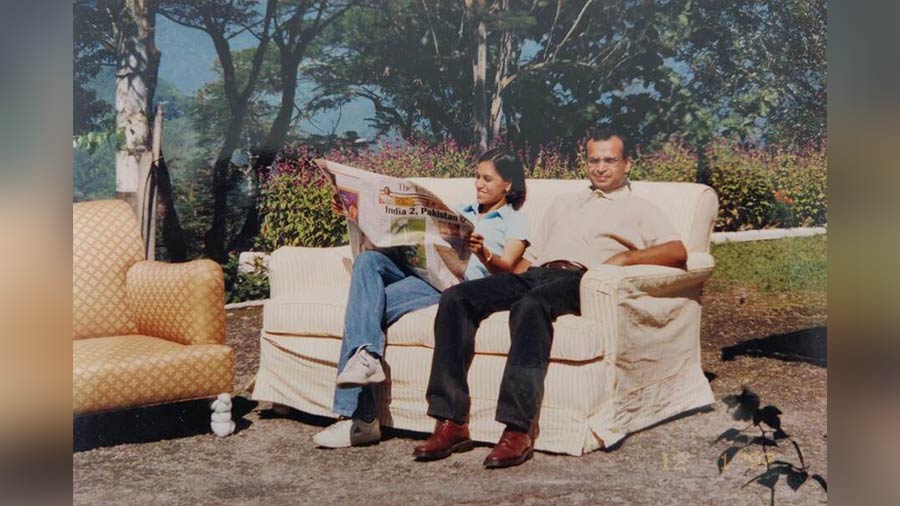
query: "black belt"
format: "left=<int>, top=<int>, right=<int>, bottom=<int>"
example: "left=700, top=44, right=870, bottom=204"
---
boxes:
left=541, top=260, right=588, bottom=274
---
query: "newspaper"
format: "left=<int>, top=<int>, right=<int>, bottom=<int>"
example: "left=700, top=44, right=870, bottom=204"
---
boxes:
left=315, top=159, right=475, bottom=291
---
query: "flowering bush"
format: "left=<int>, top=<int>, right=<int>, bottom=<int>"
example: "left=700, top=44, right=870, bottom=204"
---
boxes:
left=707, top=140, right=779, bottom=231
left=707, top=139, right=827, bottom=231
left=771, top=145, right=827, bottom=227
left=255, top=146, right=347, bottom=252
left=630, top=137, right=698, bottom=183
left=323, top=138, right=475, bottom=178
left=254, top=137, right=826, bottom=249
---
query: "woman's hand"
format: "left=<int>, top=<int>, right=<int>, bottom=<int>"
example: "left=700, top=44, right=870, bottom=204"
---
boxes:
left=330, top=193, right=345, bottom=216
left=468, top=233, right=491, bottom=262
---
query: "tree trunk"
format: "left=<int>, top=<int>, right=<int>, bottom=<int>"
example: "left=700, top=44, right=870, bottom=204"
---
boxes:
left=472, top=17, right=489, bottom=151
left=115, top=0, right=159, bottom=255
left=490, top=15, right=514, bottom=144
left=200, top=1, right=276, bottom=263
left=203, top=117, right=244, bottom=263
left=231, top=52, right=302, bottom=253
left=154, top=153, right=188, bottom=262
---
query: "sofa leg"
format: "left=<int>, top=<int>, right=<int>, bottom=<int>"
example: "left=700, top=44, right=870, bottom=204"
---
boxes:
left=210, top=393, right=236, bottom=437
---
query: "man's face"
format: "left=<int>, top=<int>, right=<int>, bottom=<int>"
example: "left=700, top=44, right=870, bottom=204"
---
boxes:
left=585, top=137, right=631, bottom=192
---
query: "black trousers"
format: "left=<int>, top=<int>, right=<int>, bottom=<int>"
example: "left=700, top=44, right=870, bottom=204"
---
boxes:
left=425, top=267, right=584, bottom=432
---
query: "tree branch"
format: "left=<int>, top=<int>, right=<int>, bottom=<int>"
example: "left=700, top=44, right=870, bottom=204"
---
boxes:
left=550, top=0, right=593, bottom=62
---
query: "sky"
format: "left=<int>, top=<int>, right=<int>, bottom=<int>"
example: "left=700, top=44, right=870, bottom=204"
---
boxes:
left=155, top=16, right=377, bottom=139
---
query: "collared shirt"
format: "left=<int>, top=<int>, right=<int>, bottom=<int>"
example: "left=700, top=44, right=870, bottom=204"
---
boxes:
left=524, top=182, right=681, bottom=270
left=457, top=202, right=529, bottom=280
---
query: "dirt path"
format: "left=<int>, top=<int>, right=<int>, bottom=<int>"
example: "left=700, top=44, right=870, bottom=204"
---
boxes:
left=74, top=290, right=827, bottom=505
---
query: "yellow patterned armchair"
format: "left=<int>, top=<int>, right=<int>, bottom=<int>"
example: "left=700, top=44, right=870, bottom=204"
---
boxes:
left=73, top=200, right=234, bottom=414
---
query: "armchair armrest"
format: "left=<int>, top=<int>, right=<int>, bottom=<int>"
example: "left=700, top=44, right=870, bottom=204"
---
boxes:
left=268, top=245, right=352, bottom=298
left=579, top=252, right=714, bottom=322
left=126, top=259, right=225, bottom=345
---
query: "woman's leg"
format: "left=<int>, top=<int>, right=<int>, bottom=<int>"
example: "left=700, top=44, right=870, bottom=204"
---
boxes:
left=334, top=266, right=442, bottom=419
left=333, top=250, right=408, bottom=418
left=383, top=275, right=442, bottom=327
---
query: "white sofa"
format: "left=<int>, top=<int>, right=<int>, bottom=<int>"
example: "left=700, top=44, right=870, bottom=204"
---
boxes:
left=252, top=178, right=718, bottom=456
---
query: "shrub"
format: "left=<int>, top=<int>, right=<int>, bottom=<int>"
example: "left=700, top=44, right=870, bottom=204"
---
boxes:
left=630, top=137, right=698, bottom=183
left=223, top=254, right=269, bottom=303
left=707, top=139, right=779, bottom=231
left=707, top=139, right=827, bottom=231
left=255, top=137, right=826, bottom=247
left=323, top=138, right=476, bottom=178
left=255, top=147, right=347, bottom=252
left=771, top=145, right=827, bottom=227
left=518, top=140, right=582, bottom=180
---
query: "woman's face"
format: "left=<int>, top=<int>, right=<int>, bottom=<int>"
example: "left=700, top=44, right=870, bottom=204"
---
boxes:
left=475, top=161, right=511, bottom=208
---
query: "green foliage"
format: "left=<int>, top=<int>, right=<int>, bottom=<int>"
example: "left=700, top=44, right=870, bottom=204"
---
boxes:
left=707, top=140, right=827, bottom=231
left=630, top=138, right=698, bottom=183
left=708, top=140, right=778, bottom=230
left=659, top=0, right=827, bottom=149
left=323, top=139, right=476, bottom=179
left=255, top=153, right=347, bottom=251
left=709, top=235, right=826, bottom=294
left=73, top=137, right=116, bottom=202
left=223, top=254, right=270, bottom=304
left=770, top=148, right=828, bottom=227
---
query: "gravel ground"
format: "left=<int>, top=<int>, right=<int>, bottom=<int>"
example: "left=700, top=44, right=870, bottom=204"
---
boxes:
left=73, top=288, right=827, bottom=505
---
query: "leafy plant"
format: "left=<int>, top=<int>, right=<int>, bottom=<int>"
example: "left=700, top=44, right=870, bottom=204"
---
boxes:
left=715, top=387, right=827, bottom=505
left=630, top=137, right=698, bottom=183
left=223, top=254, right=269, bottom=304
left=707, top=139, right=778, bottom=231
left=255, top=147, right=347, bottom=252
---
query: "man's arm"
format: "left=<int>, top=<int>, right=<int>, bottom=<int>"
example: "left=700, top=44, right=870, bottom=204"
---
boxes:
left=603, top=240, right=688, bottom=268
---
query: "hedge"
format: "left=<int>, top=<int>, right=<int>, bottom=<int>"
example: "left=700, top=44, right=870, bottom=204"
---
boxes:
left=254, top=138, right=827, bottom=251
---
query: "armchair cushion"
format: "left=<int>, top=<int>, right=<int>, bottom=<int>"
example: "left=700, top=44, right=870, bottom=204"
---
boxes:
left=126, top=259, right=226, bottom=345
left=73, top=335, right=233, bottom=414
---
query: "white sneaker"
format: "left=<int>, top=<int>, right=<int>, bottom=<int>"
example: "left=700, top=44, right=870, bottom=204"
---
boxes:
left=336, top=347, right=386, bottom=387
left=313, top=418, right=381, bottom=448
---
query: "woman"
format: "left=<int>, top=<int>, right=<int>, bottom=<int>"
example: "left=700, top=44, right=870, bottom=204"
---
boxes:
left=314, top=148, right=529, bottom=448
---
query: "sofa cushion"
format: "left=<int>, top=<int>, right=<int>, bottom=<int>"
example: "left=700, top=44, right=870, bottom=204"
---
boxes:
left=263, top=290, right=606, bottom=362
left=73, top=335, right=233, bottom=414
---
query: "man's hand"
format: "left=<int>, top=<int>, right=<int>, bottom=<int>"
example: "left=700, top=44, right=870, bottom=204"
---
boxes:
left=602, top=241, right=688, bottom=268
left=603, top=252, right=629, bottom=266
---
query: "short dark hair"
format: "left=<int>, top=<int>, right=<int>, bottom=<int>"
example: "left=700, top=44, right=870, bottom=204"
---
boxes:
left=588, top=127, right=633, bottom=159
left=477, top=147, right=527, bottom=210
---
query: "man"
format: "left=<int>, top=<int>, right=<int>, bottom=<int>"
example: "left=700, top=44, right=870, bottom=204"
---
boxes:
left=412, top=128, right=688, bottom=468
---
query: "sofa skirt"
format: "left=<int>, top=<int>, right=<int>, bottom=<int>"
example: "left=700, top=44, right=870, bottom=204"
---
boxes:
left=252, top=331, right=713, bottom=456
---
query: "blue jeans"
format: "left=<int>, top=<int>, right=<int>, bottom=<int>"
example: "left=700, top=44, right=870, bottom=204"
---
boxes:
left=333, top=250, right=441, bottom=419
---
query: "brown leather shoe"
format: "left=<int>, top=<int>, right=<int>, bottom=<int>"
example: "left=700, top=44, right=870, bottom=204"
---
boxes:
left=412, top=419, right=473, bottom=461
left=483, top=430, right=533, bottom=469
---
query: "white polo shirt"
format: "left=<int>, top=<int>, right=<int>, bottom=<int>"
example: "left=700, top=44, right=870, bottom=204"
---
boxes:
left=525, top=182, right=681, bottom=270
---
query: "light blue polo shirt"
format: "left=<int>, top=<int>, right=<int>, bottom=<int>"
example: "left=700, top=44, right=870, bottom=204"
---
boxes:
left=456, top=202, right=529, bottom=280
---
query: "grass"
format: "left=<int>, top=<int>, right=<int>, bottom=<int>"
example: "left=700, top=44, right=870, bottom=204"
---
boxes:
left=708, top=235, right=826, bottom=294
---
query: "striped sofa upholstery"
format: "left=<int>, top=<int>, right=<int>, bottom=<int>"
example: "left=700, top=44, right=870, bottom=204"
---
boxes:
left=73, top=200, right=234, bottom=414
left=252, top=179, right=717, bottom=455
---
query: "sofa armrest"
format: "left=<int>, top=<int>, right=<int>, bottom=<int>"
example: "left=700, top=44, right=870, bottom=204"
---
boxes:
left=268, top=245, right=352, bottom=298
left=126, top=259, right=226, bottom=345
left=579, top=252, right=714, bottom=322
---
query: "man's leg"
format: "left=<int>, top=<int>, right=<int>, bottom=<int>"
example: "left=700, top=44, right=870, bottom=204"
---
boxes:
left=495, top=269, right=583, bottom=431
left=426, top=272, right=533, bottom=423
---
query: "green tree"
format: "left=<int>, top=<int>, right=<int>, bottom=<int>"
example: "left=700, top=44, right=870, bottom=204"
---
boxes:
left=160, top=0, right=277, bottom=262
left=653, top=0, right=827, bottom=149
